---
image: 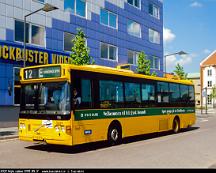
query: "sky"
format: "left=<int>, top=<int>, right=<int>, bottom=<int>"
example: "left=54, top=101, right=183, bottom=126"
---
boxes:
left=163, top=0, right=216, bottom=74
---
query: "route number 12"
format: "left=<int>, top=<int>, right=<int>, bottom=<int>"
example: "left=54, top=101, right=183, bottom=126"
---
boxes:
left=25, top=69, right=33, bottom=79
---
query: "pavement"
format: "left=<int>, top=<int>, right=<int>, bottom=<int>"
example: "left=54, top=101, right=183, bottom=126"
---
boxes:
left=0, top=127, right=18, bottom=140
left=0, top=108, right=216, bottom=141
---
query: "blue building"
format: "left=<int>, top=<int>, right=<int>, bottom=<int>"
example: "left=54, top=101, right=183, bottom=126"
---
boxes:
left=0, top=0, right=163, bottom=116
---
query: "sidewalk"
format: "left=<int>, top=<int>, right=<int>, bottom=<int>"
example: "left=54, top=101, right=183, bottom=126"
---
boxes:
left=0, top=127, right=18, bottom=140
left=196, top=108, right=216, bottom=118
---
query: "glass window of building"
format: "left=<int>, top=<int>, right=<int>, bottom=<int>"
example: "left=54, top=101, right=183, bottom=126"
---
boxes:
left=150, top=56, right=160, bottom=70
left=127, top=20, right=141, bottom=38
left=15, top=20, right=45, bottom=47
left=208, top=81, right=212, bottom=87
left=64, top=0, right=86, bottom=18
left=15, top=20, right=30, bottom=43
left=13, top=67, right=21, bottom=105
left=127, top=0, right=141, bottom=9
left=149, top=29, right=160, bottom=44
left=207, top=95, right=212, bottom=105
left=100, top=43, right=117, bottom=61
left=149, top=3, right=160, bottom=19
left=36, top=0, right=44, bottom=3
left=31, top=25, right=45, bottom=46
left=207, top=69, right=212, bottom=76
left=64, top=32, right=75, bottom=52
left=128, top=50, right=139, bottom=65
left=100, top=9, right=117, bottom=29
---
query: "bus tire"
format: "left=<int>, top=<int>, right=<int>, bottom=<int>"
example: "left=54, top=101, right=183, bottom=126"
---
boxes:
left=172, top=117, right=180, bottom=133
left=107, top=123, right=122, bottom=146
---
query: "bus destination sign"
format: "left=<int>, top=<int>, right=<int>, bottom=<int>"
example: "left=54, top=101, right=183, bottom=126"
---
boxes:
left=24, top=66, right=61, bottom=79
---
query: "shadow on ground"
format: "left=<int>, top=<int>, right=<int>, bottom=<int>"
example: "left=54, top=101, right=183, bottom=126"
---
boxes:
left=25, top=126, right=200, bottom=154
left=0, top=131, right=16, bottom=136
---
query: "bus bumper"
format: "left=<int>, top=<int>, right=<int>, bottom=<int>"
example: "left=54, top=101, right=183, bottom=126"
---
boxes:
left=19, top=119, right=73, bottom=146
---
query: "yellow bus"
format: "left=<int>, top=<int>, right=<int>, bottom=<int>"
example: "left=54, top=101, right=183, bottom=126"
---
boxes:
left=19, top=64, right=196, bottom=146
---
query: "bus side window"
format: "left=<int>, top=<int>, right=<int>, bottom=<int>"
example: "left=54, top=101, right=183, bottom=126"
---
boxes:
left=170, top=83, right=181, bottom=104
left=180, top=84, right=189, bottom=104
left=125, top=82, right=141, bottom=108
left=142, top=83, right=155, bottom=101
left=157, top=82, right=170, bottom=104
left=189, top=85, right=195, bottom=106
left=80, top=79, right=92, bottom=109
left=99, top=80, right=124, bottom=109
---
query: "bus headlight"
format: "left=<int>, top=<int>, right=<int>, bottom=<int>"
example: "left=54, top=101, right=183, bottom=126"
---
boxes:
left=61, top=126, right=65, bottom=132
left=55, top=126, right=60, bottom=132
left=20, top=123, right=26, bottom=129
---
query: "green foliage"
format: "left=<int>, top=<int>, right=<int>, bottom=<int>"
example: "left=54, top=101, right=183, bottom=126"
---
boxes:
left=136, top=52, right=157, bottom=76
left=136, top=52, right=151, bottom=75
left=151, top=71, right=157, bottom=77
left=70, top=28, right=94, bottom=65
left=173, top=63, right=188, bottom=80
left=210, top=85, right=216, bottom=100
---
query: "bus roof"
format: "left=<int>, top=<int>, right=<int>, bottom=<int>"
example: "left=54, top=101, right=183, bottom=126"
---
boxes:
left=22, top=64, right=193, bottom=85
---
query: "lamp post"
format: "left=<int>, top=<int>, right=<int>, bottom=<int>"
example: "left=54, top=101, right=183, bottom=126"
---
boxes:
left=23, top=3, right=58, bottom=67
left=164, top=51, right=188, bottom=77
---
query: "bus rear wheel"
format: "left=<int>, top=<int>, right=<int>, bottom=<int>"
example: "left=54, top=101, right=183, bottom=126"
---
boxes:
left=108, top=125, right=122, bottom=146
left=172, top=117, right=180, bottom=133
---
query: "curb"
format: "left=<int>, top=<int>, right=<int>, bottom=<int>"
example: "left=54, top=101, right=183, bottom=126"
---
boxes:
left=0, top=135, right=18, bottom=141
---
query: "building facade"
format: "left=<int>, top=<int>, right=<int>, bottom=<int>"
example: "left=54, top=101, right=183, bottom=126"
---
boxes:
left=187, top=73, right=201, bottom=106
left=200, top=50, right=216, bottom=108
left=0, top=0, right=163, bottom=111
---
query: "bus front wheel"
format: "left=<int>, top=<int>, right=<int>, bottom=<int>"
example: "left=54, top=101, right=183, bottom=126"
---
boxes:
left=173, top=117, right=180, bottom=133
left=108, top=124, right=122, bottom=146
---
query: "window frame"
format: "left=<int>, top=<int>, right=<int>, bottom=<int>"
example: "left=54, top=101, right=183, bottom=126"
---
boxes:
left=149, top=28, right=160, bottom=44
left=127, top=50, right=139, bottom=65
left=100, top=42, right=118, bottom=62
left=33, top=0, right=45, bottom=4
left=63, top=32, right=87, bottom=53
left=100, top=8, right=118, bottom=30
left=149, top=3, right=160, bottom=20
left=127, top=0, right=141, bottom=10
left=64, top=0, right=87, bottom=19
left=208, top=81, right=212, bottom=87
left=127, top=19, right=142, bottom=38
left=207, top=69, right=212, bottom=76
left=150, top=56, right=160, bottom=70
left=14, top=20, right=46, bottom=48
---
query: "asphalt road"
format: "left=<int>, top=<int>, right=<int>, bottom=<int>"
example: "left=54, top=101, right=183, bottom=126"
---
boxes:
left=0, top=113, right=216, bottom=169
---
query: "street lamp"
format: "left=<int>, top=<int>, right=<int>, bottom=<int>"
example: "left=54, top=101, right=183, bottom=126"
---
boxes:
left=164, top=51, right=188, bottom=77
left=23, top=3, right=58, bottom=67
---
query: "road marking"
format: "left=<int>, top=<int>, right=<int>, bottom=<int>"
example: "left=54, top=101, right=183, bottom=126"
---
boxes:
left=197, top=118, right=209, bottom=123
left=200, top=119, right=208, bottom=122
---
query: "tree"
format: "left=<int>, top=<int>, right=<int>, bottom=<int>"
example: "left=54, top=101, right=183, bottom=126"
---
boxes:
left=136, top=52, right=157, bottom=76
left=136, top=52, right=151, bottom=75
left=70, top=28, right=94, bottom=65
left=210, top=85, right=216, bottom=108
left=173, top=63, right=188, bottom=80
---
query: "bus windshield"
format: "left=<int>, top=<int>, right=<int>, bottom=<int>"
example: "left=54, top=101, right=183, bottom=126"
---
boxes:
left=20, top=82, right=71, bottom=115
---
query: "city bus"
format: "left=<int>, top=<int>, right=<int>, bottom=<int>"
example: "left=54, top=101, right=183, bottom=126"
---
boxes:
left=19, top=64, right=196, bottom=146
